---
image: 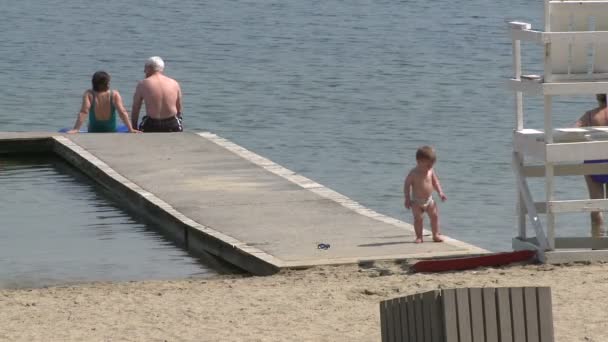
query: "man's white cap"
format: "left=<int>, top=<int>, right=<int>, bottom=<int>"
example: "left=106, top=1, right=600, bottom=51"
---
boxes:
left=145, top=56, right=165, bottom=72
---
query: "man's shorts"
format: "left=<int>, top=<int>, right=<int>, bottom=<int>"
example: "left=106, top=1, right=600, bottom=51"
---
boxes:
left=139, top=115, right=183, bottom=132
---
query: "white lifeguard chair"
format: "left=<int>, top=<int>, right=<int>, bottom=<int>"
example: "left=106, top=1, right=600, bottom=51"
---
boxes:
left=510, top=0, right=608, bottom=263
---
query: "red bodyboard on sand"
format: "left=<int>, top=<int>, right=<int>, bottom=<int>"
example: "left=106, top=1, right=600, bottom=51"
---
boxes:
left=411, top=250, right=536, bottom=273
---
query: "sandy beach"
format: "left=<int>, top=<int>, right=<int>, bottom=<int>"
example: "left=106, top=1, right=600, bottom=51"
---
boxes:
left=1, top=261, right=607, bottom=342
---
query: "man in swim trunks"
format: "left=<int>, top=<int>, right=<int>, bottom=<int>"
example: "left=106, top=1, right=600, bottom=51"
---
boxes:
left=131, top=56, right=183, bottom=132
left=404, top=146, right=448, bottom=243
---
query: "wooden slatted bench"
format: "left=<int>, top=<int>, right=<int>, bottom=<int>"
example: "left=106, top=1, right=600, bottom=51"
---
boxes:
left=379, top=286, right=554, bottom=342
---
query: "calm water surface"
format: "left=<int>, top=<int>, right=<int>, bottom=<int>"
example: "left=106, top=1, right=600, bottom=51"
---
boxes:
left=0, top=0, right=598, bottom=252
left=0, top=155, right=216, bottom=288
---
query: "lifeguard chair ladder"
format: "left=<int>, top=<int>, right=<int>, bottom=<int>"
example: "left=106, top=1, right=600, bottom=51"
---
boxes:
left=510, top=0, right=608, bottom=263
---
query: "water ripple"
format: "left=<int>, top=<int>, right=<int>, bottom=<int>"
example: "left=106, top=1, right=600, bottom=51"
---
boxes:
left=0, top=0, right=594, bottom=251
left=0, top=155, right=217, bottom=288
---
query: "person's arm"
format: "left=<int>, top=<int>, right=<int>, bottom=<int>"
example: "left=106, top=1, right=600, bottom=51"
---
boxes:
left=131, top=82, right=143, bottom=129
left=176, top=82, right=182, bottom=115
left=432, top=170, right=447, bottom=201
left=67, top=91, right=91, bottom=133
left=575, top=110, right=590, bottom=127
left=113, top=91, right=140, bottom=133
left=404, top=172, right=412, bottom=209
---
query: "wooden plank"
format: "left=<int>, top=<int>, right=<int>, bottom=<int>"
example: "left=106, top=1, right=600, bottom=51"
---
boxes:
left=387, top=299, right=396, bottom=342
left=509, top=21, right=532, bottom=30
left=546, top=140, right=608, bottom=162
left=442, top=289, right=459, bottom=342
left=523, top=163, right=608, bottom=177
left=518, top=232, right=608, bottom=250
left=510, top=288, right=526, bottom=342
left=422, top=291, right=435, bottom=342
left=392, top=298, right=402, bottom=342
left=524, top=287, right=540, bottom=342
left=591, top=237, right=608, bottom=250
left=593, top=9, right=608, bottom=73
left=542, top=81, right=608, bottom=95
left=550, top=198, right=608, bottom=213
left=415, top=293, right=424, bottom=342
left=512, top=129, right=545, bottom=161
left=430, top=290, right=444, bottom=342
left=468, top=288, right=485, bottom=342
left=407, top=294, right=417, bottom=342
left=544, top=249, right=608, bottom=264
left=512, top=135, right=540, bottom=162
left=549, top=1, right=608, bottom=19
left=545, top=31, right=608, bottom=45
left=384, top=301, right=392, bottom=342
left=550, top=1, right=608, bottom=6
left=399, top=296, right=410, bottom=342
left=496, top=288, right=513, bottom=342
left=456, top=288, right=472, bottom=342
left=554, top=237, right=608, bottom=249
left=510, top=27, right=543, bottom=42
left=545, top=95, right=556, bottom=250
left=548, top=199, right=608, bottom=213
left=380, top=300, right=389, bottom=342
left=550, top=72, right=608, bottom=81
left=569, top=12, right=590, bottom=75
left=514, top=151, right=526, bottom=239
left=548, top=2, right=571, bottom=76
left=515, top=128, right=544, bottom=135
left=529, top=201, right=608, bottom=215
left=508, top=78, right=544, bottom=96
left=512, top=153, right=549, bottom=250
left=537, top=287, right=555, bottom=342
left=482, top=288, right=499, bottom=342
left=518, top=192, right=526, bottom=239
left=544, top=0, right=550, bottom=35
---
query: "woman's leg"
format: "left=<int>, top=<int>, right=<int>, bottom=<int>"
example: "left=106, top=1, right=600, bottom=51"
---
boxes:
left=585, top=175, right=605, bottom=237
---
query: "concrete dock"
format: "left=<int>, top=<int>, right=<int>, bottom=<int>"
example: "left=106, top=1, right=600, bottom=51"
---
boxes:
left=0, top=132, right=487, bottom=275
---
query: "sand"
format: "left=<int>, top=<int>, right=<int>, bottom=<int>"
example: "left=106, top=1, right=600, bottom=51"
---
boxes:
left=1, top=261, right=607, bottom=341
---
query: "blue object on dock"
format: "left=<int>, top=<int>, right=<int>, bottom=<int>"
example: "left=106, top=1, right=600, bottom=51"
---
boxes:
left=58, top=124, right=129, bottom=133
left=317, top=243, right=331, bottom=250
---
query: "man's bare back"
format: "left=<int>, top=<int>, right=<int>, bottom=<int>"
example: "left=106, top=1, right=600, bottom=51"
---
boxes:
left=132, top=56, right=183, bottom=132
left=134, top=73, right=181, bottom=119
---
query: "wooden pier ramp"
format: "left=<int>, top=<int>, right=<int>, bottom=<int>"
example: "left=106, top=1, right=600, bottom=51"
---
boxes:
left=1, top=132, right=487, bottom=275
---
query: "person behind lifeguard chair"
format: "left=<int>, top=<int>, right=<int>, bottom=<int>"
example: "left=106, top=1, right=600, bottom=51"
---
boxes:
left=575, top=94, right=608, bottom=238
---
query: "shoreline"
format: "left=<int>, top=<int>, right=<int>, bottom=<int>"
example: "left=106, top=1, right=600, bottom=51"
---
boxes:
left=2, top=261, right=607, bottom=341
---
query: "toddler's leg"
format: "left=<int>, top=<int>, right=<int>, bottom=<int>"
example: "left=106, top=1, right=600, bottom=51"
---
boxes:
left=427, top=203, right=443, bottom=242
left=412, top=206, right=424, bottom=243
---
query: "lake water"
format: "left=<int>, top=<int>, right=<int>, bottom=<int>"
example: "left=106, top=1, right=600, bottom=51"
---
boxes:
left=0, top=0, right=598, bottom=253
left=0, top=155, right=217, bottom=288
